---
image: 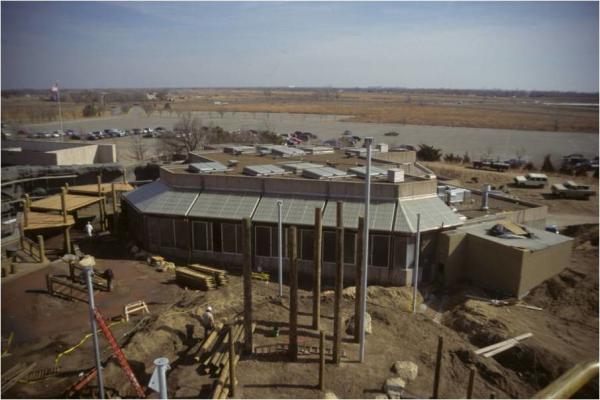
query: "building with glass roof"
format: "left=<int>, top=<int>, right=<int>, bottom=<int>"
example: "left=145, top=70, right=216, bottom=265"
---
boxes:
left=122, top=147, right=548, bottom=287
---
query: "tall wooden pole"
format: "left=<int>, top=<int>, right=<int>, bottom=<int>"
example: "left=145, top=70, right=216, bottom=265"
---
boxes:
left=228, top=324, right=237, bottom=397
left=466, top=366, right=476, bottom=399
left=354, top=216, right=364, bottom=342
left=23, top=197, right=30, bottom=228
left=318, top=330, right=325, bottom=390
left=242, top=218, right=253, bottom=354
left=60, top=187, right=68, bottom=223
left=312, top=207, right=323, bottom=330
left=433, top=336, right=444, bottom=399
left=111, top=183, right=118, bottom=234
left=37, top=235, right=47, bottom=263
left=333, top=201, right=344, bottom=364
left=100, top=197, right=108, bottom=231
left=122, top=167, right=127, bottom=184
left=288, top=226, right=298, bottom=361
left=96, top=174, right=102, bottom=196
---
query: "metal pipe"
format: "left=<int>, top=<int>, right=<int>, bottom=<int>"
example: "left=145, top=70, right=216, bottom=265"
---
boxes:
left=277, top=200, right=283, bottom=297
left=533, top=361, right=599, bottom=399
left=83, top=268, right=105, bottom=399
left=481, top=184, right=490, bottom=211
left=153, top=357, right=170, bottom=399
left=359, top=137, right=373, bottom=362
left=412, top=213, right=421, bottom=314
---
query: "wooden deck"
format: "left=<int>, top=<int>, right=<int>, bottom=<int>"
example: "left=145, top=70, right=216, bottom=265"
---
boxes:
left=24, top=212, right=75, bottom=231
left=67, top=183, right=134, bottom=195
left=30, top=194, right=102, bottom=213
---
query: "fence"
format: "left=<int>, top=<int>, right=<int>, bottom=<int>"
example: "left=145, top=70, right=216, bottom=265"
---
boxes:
left=19, top=235, right=47, bottom=263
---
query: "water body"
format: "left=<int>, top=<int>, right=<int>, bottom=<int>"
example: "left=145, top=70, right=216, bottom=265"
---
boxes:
left=25, top=110, right=598, bottom=164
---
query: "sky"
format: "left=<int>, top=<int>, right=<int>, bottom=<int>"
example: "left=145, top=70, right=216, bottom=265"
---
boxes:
left=1, top=1, right=598, bottom=91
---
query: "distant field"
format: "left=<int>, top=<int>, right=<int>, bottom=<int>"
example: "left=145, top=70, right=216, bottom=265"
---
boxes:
left=2, top=88, right=598, bottom=133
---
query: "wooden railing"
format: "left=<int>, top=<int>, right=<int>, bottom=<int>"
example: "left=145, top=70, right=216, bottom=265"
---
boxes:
left=19, top=234, right=47, bottom=263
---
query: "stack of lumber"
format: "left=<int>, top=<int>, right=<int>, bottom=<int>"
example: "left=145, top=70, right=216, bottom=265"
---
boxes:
left=175, top=267, right=217, bottom=291
left=188, top=264, right=229, bottom=287
left=1, top=362, right=37, bottom=394
left=474, top=333, right=533, bottom=358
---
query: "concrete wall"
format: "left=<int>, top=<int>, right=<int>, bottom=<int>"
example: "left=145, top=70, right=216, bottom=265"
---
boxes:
left=372, top=151, right=416, bottom=164
left=160, top=166, right=436, bottom=200
left=518, top=239, right=572, bottom=297
left=1, top=141, right=116, bottom=166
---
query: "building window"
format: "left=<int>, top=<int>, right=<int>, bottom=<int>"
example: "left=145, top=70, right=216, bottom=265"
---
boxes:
left=300, top=229, right=314, bottom=261
left=222, top=223, right=241, bottom=254
left=193, top=221, right=210, bottom=251
left=147, top=217, right=160, bottom=247
left=323, top=231, right=336, bottom=262
left=344, top=232, right=356, bottom=264
left=370, top=234, right=390, bottom=268
left=255, top=226, right=271, bottom=257
left=212, top=222, right=222, bottom=253
left=159, top=219, right=175, bottom=248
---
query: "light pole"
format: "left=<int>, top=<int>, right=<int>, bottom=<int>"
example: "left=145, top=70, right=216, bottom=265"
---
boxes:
left=83, top=267, right=105, bottom=399
left=277, top=200, right=283, bottom=297
left=412, top=213, right=421, bottom=314
left=359, top=137, right=373, bottom=362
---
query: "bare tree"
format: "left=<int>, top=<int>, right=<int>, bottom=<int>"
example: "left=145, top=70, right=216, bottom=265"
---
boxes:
left=130, top=136, right=149, bottom=161
left=159, top=113, right=206, bottom=155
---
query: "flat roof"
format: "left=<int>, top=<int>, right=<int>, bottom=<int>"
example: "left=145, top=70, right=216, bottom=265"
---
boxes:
left=457, top=220, right=573, bottom=251
left=124, top=180, right=198, bottom=216
left=30, top=193, right=103, bottom=212
left=67, top=183, right=134, bottom=195
left=1, top=139, right=95, bottom=152
left=24, top=211, right=75, bottom=231
left=394, top=195, right=463, bottom=233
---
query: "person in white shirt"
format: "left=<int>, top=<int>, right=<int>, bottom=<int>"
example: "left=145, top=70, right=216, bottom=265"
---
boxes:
left=85, top=221, right=94, bottom=238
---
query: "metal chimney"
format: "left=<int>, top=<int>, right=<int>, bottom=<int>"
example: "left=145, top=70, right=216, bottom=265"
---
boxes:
left=445, top=189, right=452, bottom=206
left=481, top=184, right=490, bottom=211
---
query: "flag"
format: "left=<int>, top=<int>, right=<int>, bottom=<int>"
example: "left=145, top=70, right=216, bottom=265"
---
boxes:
left=50, top=82, right=59, bottom=101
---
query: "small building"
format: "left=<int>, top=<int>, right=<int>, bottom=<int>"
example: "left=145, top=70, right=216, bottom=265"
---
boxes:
left=437, top=220, right=573, bottom=298
left=1, top=140, right=116, bottom=166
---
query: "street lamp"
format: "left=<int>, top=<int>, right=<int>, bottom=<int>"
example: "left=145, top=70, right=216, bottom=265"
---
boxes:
left=359, top=137, right=373, bottom=362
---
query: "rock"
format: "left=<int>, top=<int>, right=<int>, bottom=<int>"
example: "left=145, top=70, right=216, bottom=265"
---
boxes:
left=163, top=262, right=176, bottom=271
left=342, top=286, right=356, bottom=299
left=392, top=361, right=418, bottom=381
left=130, top=245, right=139, bottom=254
left=78, top=255, right=96, bottom=268
left=324, top=391, right=338, bottom=399
left=384, top=377, right=406, bottom=393
left=374, top=395, right=389, bottom=399
left=387, top=390, right=402, bottom=399
left=345, top=312, right=372, bottom=335
left=62, top=254, right=78, bottom=262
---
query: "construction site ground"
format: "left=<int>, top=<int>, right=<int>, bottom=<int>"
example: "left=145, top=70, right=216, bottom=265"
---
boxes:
left=1, top=223, right=598, bottom=398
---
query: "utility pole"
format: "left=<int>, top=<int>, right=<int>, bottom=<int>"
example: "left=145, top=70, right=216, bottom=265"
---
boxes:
left=359, top=137, right=373, bottom=362
left=83, top=267, right=105, bottom=399
left=412, top=213, right=421, bottom=314
left=277, top=200, right=283, bottom=297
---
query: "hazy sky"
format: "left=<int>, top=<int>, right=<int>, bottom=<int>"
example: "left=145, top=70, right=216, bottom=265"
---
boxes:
left=1, top=1, right=598, bottom=91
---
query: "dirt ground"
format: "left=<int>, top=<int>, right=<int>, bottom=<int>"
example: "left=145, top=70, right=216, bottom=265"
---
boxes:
left=1, top=224, right=598, bottom=399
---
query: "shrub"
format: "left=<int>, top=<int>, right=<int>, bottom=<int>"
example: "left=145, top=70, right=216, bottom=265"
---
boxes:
left=417, top=144, right=442, bottom=161
left=541, top=154, right=555, bottom=172
left=443, top=153, right=462, bottom=163
left=524, top=162, right=536, bottom=171
left=462, top=152, right=471, bottom=164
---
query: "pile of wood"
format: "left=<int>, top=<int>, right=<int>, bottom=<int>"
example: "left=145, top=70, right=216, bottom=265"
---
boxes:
left=175, top=267, right=218, bottom=291
left=1, top=362, right=37, bottom=395
left=192, top=321, right=256, bottom=399
left=188, top=264, right=229, bottom=286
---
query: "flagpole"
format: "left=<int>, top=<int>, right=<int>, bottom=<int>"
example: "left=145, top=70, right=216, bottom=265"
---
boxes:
left=55, top=82, right=64, bottom=134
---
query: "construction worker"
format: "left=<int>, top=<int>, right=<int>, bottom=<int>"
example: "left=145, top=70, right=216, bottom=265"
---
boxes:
left=201, top=306, right=215, bottom=338
left=85, top=221, right=94, bottom=238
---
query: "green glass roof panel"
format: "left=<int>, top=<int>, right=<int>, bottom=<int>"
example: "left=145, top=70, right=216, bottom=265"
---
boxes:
left=188, top=191, right=261, bottom=220
left=394, top=195, right=463, bottom=233
left=252, top=195, right=325, bottom=225
left=322, top=199, right=395, bottom=231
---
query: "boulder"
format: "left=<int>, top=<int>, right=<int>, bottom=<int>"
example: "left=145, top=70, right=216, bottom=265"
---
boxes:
left=374, top=395, right=389, bottom=399
left=345, top=312, right=372, bottom=335
left=384, top=377, right=406, bottom=393
left=324, top=391, right=338, bottom=399
left=392, top=361, right=418, bottom=382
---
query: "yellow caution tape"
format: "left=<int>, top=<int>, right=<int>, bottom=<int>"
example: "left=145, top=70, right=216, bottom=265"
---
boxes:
left=1, top=331, right=14, bottom=357
left=54, top=320, right=123, bottom=366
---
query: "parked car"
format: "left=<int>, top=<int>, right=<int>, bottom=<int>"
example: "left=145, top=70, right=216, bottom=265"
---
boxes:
left=551, top=181, right=596, bottom=199
left=86, top=132, right=99, bottom=140
left=473, top=159, right=510, bottom=172
left=513, top=173, right=548, bottom=188
left=132, top=128, right=142, bottom=135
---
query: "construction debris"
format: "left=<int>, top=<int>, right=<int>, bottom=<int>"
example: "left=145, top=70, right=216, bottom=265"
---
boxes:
left=176, top=265, right=230, bottom=291
left=188, top=264, right=230, bottom=286
left=392, top=361, right=419, bottom=382
left=1, top=362, right=37, bottom=394
left=475, top=333, right=533, bottom=358
left=124, top=300, right=150, bottom=322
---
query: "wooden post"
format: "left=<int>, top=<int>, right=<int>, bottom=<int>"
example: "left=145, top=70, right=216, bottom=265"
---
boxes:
left=333, top=201, right=344, bottom=364
left=288, top=226, right=298, bottom=361
left=65, top=182, right=69, bottom=190
left=64, top=227, right=72, bottom=255
left=319, top=330, right=325, bottom=390
left=467, top=366, right=475, bottom=399
left=100, top=197, right=108, bottom=231
left=312, top=207, right=322, bottom=330
left=60, top=187, right=68, bottom=223
left=228, top=324, right=237, bottom=397
left=111, top=183, right=118, bottom=234
left=25, top=193, right=31, bottom=208
left=46, top=273, right=53, bottom=295
left=19, top=222, right=25, bottom=249
left=354, top=216, right=364, bottom=342
left=37, top=235, right=47, bottom=263
left=122, top=167, right=127, bottom=184
left=23, top=198, right=29, bottom=228
left=242, top=217, right=253, bottom=354
left=433, top=336, right=443, bottom=399
left=96, top=174, right=102, bottom=196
